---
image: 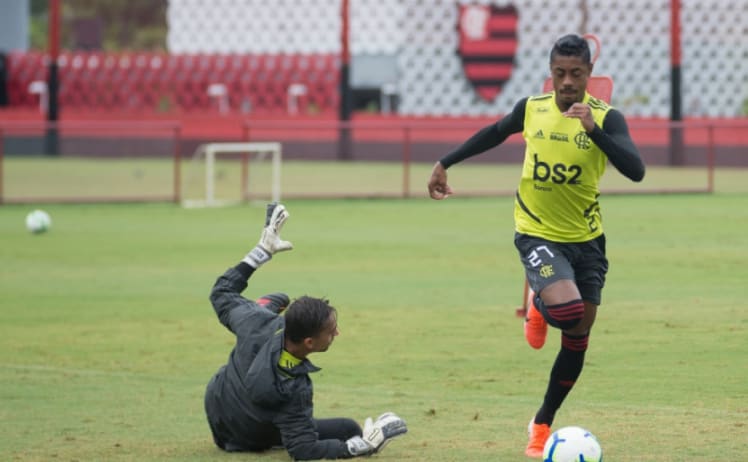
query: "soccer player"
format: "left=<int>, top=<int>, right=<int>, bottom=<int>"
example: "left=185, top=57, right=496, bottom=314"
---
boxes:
left=204, top=202, right=407, bottom=460
left=427, top=34, right=644, bottom=457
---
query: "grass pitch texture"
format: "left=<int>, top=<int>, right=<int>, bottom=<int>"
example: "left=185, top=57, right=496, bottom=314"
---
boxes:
left=1, top=195, right=746, bottom=461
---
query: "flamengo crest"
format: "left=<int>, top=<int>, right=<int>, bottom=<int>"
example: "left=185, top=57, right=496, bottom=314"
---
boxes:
left=457, top=3, right=519, bottom=102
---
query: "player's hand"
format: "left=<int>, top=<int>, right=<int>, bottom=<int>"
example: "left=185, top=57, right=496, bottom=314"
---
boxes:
left=345, top=412, right=407, bottom=456
left=363, top=412, right=408, bottom=453
left=369, top=412, right=408, bottom=451
left=562, top=102, right=595, bottom=132
left=428, top=161, right=453, bottom=200
left=345, top=436, right=373, bottom=457
left=258, top=202, right=293, bottom=254
left=243, top=202, right=293, bottom=268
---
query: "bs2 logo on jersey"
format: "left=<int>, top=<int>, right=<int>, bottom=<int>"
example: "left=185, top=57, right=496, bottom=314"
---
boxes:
left=532, top=154, right=582, bottom=185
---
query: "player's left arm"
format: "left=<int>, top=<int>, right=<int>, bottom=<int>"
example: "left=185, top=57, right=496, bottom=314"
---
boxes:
left=209, top=203, right=293, bottom=331
left=588, top=108, right=646, bottom=182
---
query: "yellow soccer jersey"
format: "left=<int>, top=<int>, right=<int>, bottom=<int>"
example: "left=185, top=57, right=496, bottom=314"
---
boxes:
left=514, top=92, right=612, bottom=242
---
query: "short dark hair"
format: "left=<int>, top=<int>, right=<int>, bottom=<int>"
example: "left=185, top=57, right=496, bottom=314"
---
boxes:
left=284, top=296, right=337, bottom=343
left=550, top=34, right=591, bottom=65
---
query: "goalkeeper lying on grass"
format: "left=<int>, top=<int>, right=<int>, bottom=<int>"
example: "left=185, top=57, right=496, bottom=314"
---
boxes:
left=204, top=202, right=407, bottom=460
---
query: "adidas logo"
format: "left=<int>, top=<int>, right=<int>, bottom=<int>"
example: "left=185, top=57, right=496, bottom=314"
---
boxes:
left=533, top=129, right=544, bottom=139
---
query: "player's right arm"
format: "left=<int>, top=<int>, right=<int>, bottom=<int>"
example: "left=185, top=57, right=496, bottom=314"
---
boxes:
left=275, top=408, right=407, bottom=460
left=428, top=98, right=526, bottom=199
left=273, top=407, right=353, bottom=460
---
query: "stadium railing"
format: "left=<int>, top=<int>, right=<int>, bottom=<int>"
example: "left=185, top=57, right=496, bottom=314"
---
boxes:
left=1, top=117, right=746, bottom=204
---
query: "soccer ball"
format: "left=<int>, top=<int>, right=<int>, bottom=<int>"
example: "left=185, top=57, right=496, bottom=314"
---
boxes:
left=543, top=426, right=603, bottom=462
left=25, top=209, right=52, bottom=234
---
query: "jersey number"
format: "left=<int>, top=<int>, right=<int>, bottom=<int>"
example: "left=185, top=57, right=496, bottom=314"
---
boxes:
left=528, top=245, right=555, bottom=267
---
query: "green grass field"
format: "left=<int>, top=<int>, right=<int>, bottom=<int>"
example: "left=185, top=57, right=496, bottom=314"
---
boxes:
left=1, top=194, right=747, bottom=461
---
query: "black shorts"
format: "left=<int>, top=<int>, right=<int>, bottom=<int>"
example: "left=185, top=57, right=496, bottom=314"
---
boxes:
left=514, top=232, right=609, bottom=305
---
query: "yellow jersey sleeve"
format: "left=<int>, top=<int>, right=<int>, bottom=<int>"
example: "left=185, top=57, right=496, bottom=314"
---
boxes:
left=514, top=92, right=612, bottom=242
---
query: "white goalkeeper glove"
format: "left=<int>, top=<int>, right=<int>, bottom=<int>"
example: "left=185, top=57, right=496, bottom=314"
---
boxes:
left=242, top=202, right=293, bottom=268
left=345, top=412, right=408, bottom=457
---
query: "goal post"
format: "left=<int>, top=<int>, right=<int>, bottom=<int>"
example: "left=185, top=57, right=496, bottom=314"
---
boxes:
left=182, top=142, right=282, bottom=207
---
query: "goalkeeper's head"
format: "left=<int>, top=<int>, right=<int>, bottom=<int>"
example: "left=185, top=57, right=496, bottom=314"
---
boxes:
left=284, top=296, right=339, bottom=355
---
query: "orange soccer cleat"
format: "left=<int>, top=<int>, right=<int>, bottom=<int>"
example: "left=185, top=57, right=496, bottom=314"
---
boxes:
left=524, top=291, right=548, bottom=349
left=525, top=420, right=551, bottom=458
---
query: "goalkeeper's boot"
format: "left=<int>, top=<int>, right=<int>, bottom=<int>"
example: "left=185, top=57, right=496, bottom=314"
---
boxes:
left=525, top=419, right=551, bottom=458
left=524, top=291, right=548, bottom=349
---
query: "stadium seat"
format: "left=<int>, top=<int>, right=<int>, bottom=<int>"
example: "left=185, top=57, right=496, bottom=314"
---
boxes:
left=4, top=50, right=341, bottom=114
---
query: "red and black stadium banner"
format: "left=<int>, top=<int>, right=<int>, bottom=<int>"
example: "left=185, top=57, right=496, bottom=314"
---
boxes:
left=457, top=3, right=518, bottom=102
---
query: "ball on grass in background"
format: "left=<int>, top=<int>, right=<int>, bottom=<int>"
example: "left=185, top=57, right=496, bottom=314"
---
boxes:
left=543, top=426, right=603, bottom=462
left=25, top=209, right=52, bottom=234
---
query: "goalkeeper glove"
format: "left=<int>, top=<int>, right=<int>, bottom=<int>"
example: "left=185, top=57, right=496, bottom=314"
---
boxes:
left=242, top=202, right=293, bottom=268
left=345, top=412, right=408, bottom=456
left=345, top=436, right=372, bottom=457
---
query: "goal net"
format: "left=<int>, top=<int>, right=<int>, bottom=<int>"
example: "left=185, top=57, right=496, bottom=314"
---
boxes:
left=181, top=142, right=282, bottom=208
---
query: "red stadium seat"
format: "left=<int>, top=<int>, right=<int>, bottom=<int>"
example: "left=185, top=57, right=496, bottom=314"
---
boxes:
left=3, top=50, right=341, bottom=114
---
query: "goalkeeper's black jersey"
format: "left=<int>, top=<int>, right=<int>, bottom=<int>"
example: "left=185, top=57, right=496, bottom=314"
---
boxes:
left=205, top=265, right=351, bottom=460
